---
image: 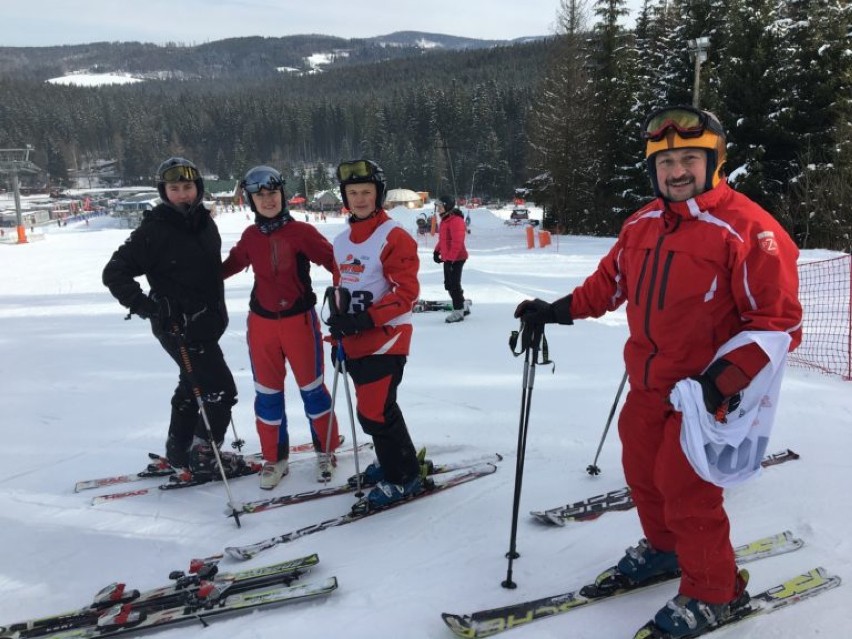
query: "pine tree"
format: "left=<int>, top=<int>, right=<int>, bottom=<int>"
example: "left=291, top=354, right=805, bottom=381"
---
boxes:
left=526, top=0, right=598, bottom=232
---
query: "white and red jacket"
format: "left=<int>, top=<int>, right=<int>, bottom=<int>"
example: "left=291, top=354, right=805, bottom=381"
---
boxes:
left=332, top=210, right=420, bottom=359
left=570, top=180, right=802, bottom=390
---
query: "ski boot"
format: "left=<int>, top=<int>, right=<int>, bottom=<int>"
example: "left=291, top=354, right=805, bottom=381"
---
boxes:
left=633, top=570, right=750, bottom=638
left=347, top=447, right=430, bottom=488
left=259, top=459, right=289, bottom=490
left=580, top=539, right=679, bottom=598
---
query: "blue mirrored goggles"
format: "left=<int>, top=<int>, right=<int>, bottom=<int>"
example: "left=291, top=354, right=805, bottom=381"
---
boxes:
left=242, top=168, right=284, bottom=194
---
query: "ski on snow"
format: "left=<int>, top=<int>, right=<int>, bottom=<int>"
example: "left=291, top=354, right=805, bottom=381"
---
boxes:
left=74, top=436, right=346, bottom=493
left=631, top=566, right=840, bottom=638
left=89, top=441, right=371, bottom=505
left=441, top=531, right=811, bottom=638
left=236, top=452, right=503, bottom=515
left=0, top=553, right=333, bottom=639
left=225, top=463, right=500, bottom=561
left=412, top=298, right=472, bottom=313
left=530, top=449, right=799, bottom=526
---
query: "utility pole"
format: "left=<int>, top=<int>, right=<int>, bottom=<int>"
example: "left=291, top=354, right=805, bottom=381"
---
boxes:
left=689, top=36, right=711, bottom=108
left=435, top=134, right=458, bottom=200
left=0, top=146, right=41, bottom=244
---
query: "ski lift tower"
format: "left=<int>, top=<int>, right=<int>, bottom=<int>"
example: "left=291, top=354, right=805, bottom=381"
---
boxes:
left=0, top=146, right=42, bottom=244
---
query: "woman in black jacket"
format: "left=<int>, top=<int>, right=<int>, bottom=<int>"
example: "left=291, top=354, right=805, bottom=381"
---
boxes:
left=102, top=157, right=237, bottom=473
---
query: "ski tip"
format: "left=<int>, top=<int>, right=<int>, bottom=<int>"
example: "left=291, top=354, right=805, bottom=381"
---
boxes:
left=494, top=452, right=504, bottom=462
left=224, top=546, right=254, bottom=561
left=441, top=613, right=479, bottom=638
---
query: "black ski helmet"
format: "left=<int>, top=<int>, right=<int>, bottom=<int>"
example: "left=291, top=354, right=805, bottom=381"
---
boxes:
left=437, top=195, right=455, bottom=216
left=336, top=159, right=387, bottom=210
left=156, top=157, right=204, bottom=206
left=241, top=165, right=287, bottom=214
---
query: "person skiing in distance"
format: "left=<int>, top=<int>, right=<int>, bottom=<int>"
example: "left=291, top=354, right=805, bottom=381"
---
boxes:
left=514, top=106, right=802, bottom=638
left=433, top=195, right=469, bottom=323
left=327, top=159, right=424, bottom=510
left=102, top=157, right=238, bottom=474
left=223, top=165, right=340, bottom=489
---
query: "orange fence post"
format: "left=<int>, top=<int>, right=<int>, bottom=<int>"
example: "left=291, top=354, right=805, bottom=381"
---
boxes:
left=525, top=224, right=535, bottom=249
left=538, top=230, right=551, bottom=247
left=16, top=225, right=28, bottom=244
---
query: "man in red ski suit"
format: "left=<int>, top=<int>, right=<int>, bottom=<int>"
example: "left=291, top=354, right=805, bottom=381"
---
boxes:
left=223, top=165, right=339, bottom=489
left=326, top=159, right=423, bottom=510
left=515, top=106, right=802, bottom=638
left=433, top=194, right=470, bottom=323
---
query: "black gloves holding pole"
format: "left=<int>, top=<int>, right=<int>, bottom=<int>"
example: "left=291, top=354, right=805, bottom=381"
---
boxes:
left=326, top=311, right=374, bottom=339
left=513, top=295, right=574, bottom=326
left=132, top=293, right=184, bottom=334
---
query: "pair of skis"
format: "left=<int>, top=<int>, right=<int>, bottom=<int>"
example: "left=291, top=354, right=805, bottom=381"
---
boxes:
left=84, top=441, right=369, bottom=506
left=74, top=437, right=345, bottom=493
left=0, top=553, right=335, bottom=639
left=441, top=531, right=841, bottom=638
left=236, top=452, right=503, bottom=515
left=530, top=449, right=799, bottom=526
left=225, top=462, right=500, bottom=560
left=412, top=298, right=472, bottom=313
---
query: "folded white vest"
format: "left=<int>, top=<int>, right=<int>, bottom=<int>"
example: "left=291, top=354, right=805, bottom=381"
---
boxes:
left=670, top=330, right=791, bottom=487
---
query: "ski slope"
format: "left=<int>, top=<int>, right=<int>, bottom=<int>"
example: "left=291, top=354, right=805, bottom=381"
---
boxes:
left=0, top=206, right=848, bottom=638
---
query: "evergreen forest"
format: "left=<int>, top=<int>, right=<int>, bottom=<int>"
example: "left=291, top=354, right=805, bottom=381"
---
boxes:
left=0, top=0, right=849, bottom=250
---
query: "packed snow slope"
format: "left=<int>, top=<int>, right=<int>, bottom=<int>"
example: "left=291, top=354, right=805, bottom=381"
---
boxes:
left=0, top=206, right=849, bottom=638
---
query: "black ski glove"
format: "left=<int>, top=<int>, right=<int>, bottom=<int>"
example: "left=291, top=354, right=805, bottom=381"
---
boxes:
left=133, top=294, right=182, bottom=334
left=514, top=295, right=573, bottom=326
left=433, top=250, right=443, bottom=264
left=155, top=296, right=184, bottom=335
left=691, top=358, right=749, bottom=416
left=131, top=293, right=159, bottom=320
left=327, top=312, right=374, bottom=340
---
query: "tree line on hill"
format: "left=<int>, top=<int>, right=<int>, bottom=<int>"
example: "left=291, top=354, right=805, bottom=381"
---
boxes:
left=530, top=0, right=851, bottom=251
left=0, top=0, right=848, bottom=250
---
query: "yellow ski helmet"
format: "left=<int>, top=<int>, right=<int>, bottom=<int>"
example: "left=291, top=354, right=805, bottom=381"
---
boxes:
left=643, top=105, right=727, bottom=198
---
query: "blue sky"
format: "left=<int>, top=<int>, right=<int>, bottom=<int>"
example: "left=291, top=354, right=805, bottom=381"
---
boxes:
left=5, top=0, right=642, bottom=47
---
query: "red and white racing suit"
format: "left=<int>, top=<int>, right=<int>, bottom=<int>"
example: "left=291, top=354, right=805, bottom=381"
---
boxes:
left=570, top=180, right=802, bottom=603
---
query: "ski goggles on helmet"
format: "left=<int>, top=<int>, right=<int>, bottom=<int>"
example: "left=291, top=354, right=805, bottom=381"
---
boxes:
left=336, top=160, right=379, bottom=182
left=242, top=166, right=284, bottom=194
left=642, top=106, right=724, bottom=141
left=160, top=165, right=200, bottom=183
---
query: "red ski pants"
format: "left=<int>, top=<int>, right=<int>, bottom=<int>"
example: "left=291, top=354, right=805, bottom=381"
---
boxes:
left=246, top=310, right=338, bottom=462
left=618, top=387, right=737, bottom=603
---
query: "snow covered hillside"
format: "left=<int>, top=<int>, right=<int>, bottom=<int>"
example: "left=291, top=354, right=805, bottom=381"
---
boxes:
left=0, top=208, right=848, bottom=638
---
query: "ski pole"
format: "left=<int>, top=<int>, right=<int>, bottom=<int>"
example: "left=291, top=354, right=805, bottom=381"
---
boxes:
left=323, top=286, right=363, bottom=495
left=228, top=416, right=245, bottom=452
left=336, top=343, right=362, bottom=496
left=172, top=329, right=243, bottom=528
left=586, top=370, right=628, bottom=476
left=503, top=319, right=544, bottom=589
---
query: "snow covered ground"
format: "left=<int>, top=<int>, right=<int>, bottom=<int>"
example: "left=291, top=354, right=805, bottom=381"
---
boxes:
left=0, top=206, right=849, bottom=638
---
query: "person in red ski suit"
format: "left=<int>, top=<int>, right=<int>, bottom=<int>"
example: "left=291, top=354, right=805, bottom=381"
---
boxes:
left=515, top=106, right=802, bottom=638
left=326, top=159, right=423, bottom=510
left=433, top=195, right=469, bottom=323
left=223, top=165, right=339, bottom=490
